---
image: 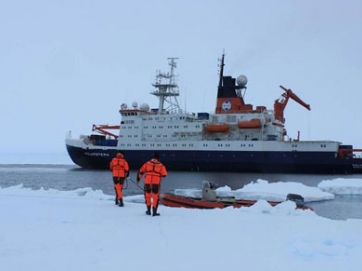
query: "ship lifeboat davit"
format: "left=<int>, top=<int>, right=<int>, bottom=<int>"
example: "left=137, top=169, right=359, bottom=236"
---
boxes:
left=205, top=123, right=229, bottom=133
left=238, top=118, right=262, bottom=129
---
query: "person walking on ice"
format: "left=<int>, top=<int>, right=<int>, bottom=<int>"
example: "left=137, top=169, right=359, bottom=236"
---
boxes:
left=137, top=152, right=167, bottom=216
left=110, top=152, right=129, bottom=207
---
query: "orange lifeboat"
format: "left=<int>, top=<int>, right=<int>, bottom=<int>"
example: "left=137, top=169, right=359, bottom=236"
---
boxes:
left=237, top=118, right=262, bottom=129
left=205, top=123, right=229, bottom=133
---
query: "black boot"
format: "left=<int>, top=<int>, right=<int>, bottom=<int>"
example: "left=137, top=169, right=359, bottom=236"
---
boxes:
left=118, top=198, right=124, bottom=207
left=145, top=205, right=151, bottom=215
left=152, top=207, right=160, bottom=216
left=115, top=197, right=119, bottom=205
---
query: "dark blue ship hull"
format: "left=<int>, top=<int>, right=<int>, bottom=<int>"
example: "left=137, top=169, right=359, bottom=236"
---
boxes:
left=66, top=144, right=362, bottom=174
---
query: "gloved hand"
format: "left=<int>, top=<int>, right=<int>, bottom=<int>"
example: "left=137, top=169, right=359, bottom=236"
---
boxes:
left=126, top=171, right=129, bottom=177
left=136, top=176, right=140, bottom=183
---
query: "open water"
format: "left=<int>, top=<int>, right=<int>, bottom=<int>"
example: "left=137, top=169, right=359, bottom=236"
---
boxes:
left=1, top=164, right=362, bottom=221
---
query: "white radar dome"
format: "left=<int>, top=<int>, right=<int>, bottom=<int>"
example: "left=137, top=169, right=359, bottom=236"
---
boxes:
left=132, top=102, right=138, bottom=108
left=140, top=103, right=150, bottom=111
left=236, top=75, right=248, bottom=87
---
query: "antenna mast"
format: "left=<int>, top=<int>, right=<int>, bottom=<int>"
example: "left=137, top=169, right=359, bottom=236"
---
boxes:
left=151, top=57, right=180, bottom=114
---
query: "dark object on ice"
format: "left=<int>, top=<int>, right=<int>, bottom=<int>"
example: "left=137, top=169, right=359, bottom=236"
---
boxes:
left=286, top=193, right=305, bottom=208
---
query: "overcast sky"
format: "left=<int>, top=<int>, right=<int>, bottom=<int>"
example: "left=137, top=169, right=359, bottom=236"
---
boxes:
left=1, top=0, right=362, bottom=156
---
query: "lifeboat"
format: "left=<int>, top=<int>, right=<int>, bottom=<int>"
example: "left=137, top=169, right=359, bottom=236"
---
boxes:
left=237, top=118, right=261, bottom=129
left=205, top=123, right=229, bottom=133
left=160, top=193, right=313, bottom=210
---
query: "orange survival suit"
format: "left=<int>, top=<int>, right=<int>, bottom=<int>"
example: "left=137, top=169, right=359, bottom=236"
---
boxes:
left=110, top=153, right=129, bottom=207
left=137, top=153, right=167, bottom=216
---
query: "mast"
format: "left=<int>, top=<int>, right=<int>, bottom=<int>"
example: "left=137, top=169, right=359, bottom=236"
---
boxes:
left=151, top=57, right=180, bottom=114
left=218, top=53, right=225, bottom=91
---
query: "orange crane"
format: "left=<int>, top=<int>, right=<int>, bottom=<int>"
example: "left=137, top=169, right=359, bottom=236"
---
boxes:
left=274, top=85, right=311, bottom=123
left=92, top=124, right=120, bottom=139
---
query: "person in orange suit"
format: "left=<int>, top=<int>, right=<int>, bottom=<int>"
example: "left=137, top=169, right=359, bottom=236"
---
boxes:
left=137, top=152, right=167, bottom=216
left=110, top=152, right=129, bottom=207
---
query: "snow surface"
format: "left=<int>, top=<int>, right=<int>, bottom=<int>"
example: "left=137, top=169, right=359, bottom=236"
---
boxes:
left=1, top=179, right=362, bottom=271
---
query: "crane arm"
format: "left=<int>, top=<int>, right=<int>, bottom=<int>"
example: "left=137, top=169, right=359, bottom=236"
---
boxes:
left=279, top=85, right=311, bottom=111
left=92, top=124, right=120, bottom=139
left=274, top=85, right=310, bottom=123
